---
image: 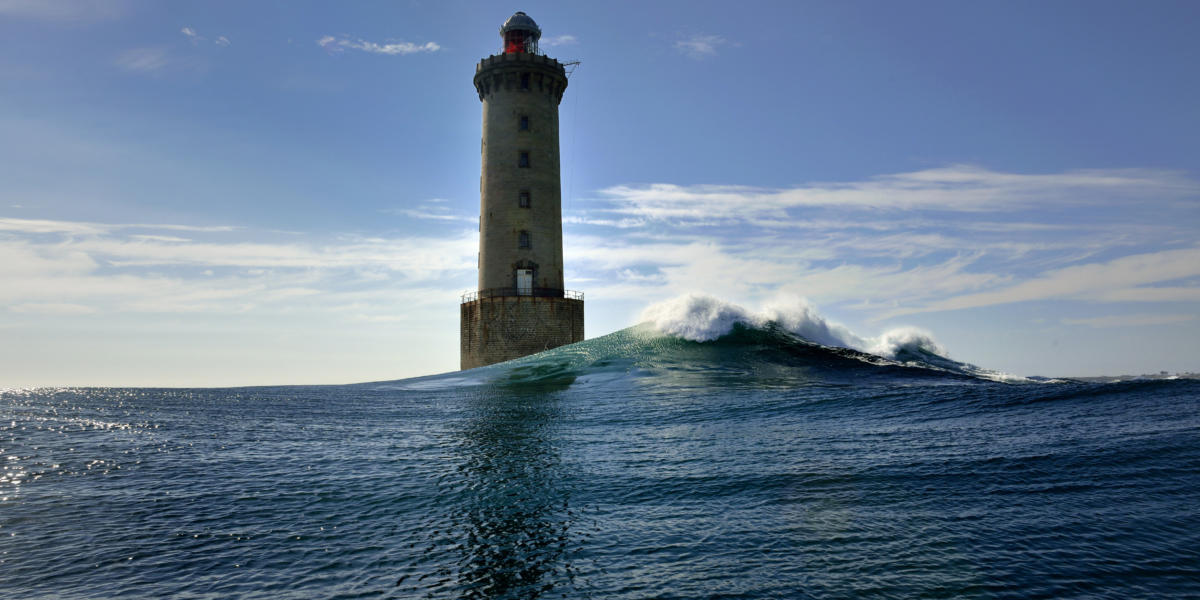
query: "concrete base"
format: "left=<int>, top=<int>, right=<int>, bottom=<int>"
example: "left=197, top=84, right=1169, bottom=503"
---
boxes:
left=460, top=295, right=584, bottom=370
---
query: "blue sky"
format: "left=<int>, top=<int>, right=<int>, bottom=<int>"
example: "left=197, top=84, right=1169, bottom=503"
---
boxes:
left=1, top=0, right=1198, bottom=386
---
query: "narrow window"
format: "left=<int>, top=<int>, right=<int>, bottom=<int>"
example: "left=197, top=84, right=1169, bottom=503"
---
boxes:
left=519, top=115, right=529, bottom=131
left=520, top=73, right=530, bottom=90
left=518, top=151, right=530, bottom=168
left=518, top=230, right=531, bottom=249
left=519, top=191, right=530, bottom=208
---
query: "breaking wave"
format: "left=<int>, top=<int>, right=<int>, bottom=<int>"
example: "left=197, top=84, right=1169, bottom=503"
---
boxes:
left=637, top=294, right=1022, bottom=383
left=387, top=294, right=1026, bottom=391
left=641, top=294, right=948, bottom=359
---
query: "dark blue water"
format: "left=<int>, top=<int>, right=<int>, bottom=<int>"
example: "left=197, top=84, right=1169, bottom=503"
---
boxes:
left=3, top=325, right=1199, bottom=599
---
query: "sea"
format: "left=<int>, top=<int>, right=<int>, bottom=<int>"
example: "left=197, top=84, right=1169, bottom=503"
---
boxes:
left=3, top=298, right=1199, bottom=599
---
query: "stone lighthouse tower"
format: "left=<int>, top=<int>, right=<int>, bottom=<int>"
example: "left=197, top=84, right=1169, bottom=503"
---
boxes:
left=460, top=11, right=584, bottom=370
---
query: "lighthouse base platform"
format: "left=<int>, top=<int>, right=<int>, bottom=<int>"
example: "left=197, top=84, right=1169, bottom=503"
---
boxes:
left=460, top=295, right=584, bottom=370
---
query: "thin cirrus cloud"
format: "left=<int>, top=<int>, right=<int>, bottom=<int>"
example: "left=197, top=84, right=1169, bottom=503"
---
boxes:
left=180, top=26, right=231, bottom=46
left=382, top=201, right=476, bottom=223
left=114, top=26, right=229, bottom=74
left=9, top=302, right=97, bottom=315
left=563, top=232, right=1003, bottom=310
left=317, top=35, right=440, bottom=55
left=0, top=217, right=475, bottom=317
left=1062, top=313, right=1196, bottom=328
left=879, top=246, right=1200, bottom=319
left=542, top=34, right=577, bottom=47
left=114, top=47, right=170, bottom=72
left=3, top=162, right=1196, bottom=331
left=559, top=164, right=1199, bottom=326
left=385, top=209, right=476, bottom=223
left=595, top=166, right=1198, bottom=224
left=0, top=218, right=236, bottom=235
left=562, top=225, right=1200, bottom=327
left=0, top=0, right=127, bottom=21
left=674, top=34, right=729, bottom=59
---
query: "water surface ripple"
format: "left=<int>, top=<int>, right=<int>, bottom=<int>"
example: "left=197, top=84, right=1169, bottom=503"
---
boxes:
left=2, top=368, right=1199, bottom=598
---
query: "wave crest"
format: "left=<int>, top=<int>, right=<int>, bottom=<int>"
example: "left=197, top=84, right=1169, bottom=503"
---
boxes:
left=394, top=294, right=1029, bottom=390
left=639, top=294, right=757, bottom=343
left=641, top=294, right=945, bottom=361
left=869, top=327, right=948, bottom=359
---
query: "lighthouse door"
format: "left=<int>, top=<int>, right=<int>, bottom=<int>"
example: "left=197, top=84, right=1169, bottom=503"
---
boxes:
left=516, top=269, right=533, bottom=295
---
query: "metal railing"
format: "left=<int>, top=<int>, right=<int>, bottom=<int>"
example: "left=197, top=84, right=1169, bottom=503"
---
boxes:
left=461, top=288, right=584, bottom=303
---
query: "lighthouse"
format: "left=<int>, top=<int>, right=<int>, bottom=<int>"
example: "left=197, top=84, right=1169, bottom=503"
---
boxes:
left=460, top=11, right=584, bottom=370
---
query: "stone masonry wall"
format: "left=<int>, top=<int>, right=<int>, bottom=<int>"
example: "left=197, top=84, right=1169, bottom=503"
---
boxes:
left=475, top=53, right=569, bottom=292
left=460, top=296, right=584, bottom=370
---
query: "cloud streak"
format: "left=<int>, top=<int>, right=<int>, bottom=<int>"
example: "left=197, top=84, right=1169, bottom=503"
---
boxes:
left=3, top=163, right=1195, bottom=374
left=382, top=202, right=476, bottom=223
left=542, top=34, right=577, bottom=47
left=887, top=246, right=1200, bottom=318
left=559, top=164, right=1200, bottom=330
left=114, top=47, right=170, bottom=72
left=179, top=26, right=229, bottom=47
left=0, top=218, right=237, bottom=235
left=0, top=0, right=127, bottom=22
left=318, top=36, right=440, bottom=55
left=1062, top=313, right=1196, bottom=328
left=595, top=166, right=1198, bottom=224
left=0, top=218, right=476, bottom=318
left=675, top=34, right=728, bottom=59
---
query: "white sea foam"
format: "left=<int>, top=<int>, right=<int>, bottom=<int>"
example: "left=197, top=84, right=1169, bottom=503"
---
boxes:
left=867, top=327, right=948, bottom=359
left=640, top=294, right=946, bottom=361
left=640, top=294, right=761, bottom=343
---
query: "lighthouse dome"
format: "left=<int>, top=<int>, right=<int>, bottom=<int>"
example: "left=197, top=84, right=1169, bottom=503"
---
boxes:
left=500, top=11, right=541, bottom=39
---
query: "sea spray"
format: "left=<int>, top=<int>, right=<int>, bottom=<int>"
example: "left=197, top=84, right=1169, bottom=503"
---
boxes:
left=867, top=327, right=948, bottom=359
left=638, top=294, right=761, bottom=342
left=640, top=293, right=945, bottom=360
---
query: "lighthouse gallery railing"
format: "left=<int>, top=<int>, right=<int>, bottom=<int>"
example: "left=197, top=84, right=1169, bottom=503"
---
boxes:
left=461, top=288, right=584, bottom=304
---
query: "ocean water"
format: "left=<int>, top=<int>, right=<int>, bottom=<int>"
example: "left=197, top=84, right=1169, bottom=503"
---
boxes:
left=3, top=317, right=1199, bottom=598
